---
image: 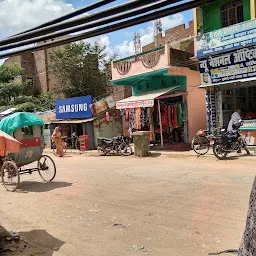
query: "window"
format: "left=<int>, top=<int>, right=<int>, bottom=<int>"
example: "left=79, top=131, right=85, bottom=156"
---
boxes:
left=26, top=77, right=34, bottom=86
left=221, top=0, right=244, bottom=27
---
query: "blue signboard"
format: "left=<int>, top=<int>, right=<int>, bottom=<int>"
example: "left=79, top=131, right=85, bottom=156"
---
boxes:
left=199, top=45, right=256, bottom=87
left=56, top=96, right=93, bottom=119
left=196, top=18, right=256, bottom=57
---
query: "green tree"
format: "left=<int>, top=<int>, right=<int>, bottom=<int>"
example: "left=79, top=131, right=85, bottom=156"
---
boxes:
left=50, top=41, right=111, bottom=98
left=0, top=64, right=55, bottom=113
left=0, top=64, right=24, bottom=102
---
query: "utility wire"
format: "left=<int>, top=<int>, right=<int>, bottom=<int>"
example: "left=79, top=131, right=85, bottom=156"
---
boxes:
left=0, top=0, right=177, bottom=47
left=7, top=0, right=117, bottom=38
left=0, top=0, right=183, bottom=51
left=0, top=0, right=221, bottom=59
left=0, top=0, right=182, bottom=52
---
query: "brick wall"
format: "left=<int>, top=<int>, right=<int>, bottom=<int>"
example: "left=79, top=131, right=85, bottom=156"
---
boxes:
left=34, top=50, right=48, bottom=92
left=142, top=21, right=194, bottom=53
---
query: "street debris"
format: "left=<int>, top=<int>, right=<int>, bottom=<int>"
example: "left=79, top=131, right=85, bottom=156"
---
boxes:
left=208, top=249, right=239, bottom=255
left=133, top=245, right=144, bottom=251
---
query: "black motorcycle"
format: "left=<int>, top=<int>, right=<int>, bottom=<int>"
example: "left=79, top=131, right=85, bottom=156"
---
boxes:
left=213, top=119, right=249, bottom=160
left=97, top=134, right=132, bottom=156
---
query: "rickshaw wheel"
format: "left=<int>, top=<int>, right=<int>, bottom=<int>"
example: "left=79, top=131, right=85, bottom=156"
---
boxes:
left=1, top=161, right=19, bottom=192
left=38, top=155, right=56, bottom=181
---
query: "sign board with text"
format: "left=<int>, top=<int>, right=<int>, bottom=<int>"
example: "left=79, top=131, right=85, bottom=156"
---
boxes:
left=196, top=18, right=256, bottom=57
left=56, top=96, right=93, bottom=119
left=199, top=46, right=256, bottom=86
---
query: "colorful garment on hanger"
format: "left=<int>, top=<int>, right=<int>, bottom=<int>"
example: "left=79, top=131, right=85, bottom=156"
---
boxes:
left=135, top=108, right=141, bottom=130
left=129, top=108, right=136, bottom=133
left=125, top=109, right=130, bottom=121
left=168, top=105, right=172, bottom=128
left=141, top=108, right=150, bottom=129
left=172, top=105, right=178, bottom=128
left=149, top=107, right=153, bottom=141
left=181, top=100, right=187, bottom=121
left=177, top=103, right=183, bottom=127
left=161, top=105, right=168, bottom=129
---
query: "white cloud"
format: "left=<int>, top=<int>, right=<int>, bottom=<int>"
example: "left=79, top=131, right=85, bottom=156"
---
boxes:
left=114, top=13, right=185, bottom=58
left=0, top=0, right=74, bottom=37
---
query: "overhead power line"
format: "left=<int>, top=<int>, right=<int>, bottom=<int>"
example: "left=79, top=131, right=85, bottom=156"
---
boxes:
left=0, top=0, right=172, bottom=47
left=0, top=0, right=220, bottom=59
left=7, top=0, right=117, bottom=38
left=0, top=0, right=182, bottom=52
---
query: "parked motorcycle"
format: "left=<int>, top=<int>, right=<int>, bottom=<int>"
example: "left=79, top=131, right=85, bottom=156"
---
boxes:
left=213, top=119, right=250, bottom=160
left=97, top=134, right=132, bottom=156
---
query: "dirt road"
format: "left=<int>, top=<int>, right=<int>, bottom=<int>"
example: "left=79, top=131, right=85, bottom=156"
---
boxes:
left=0, top=153, right=255, bottom=256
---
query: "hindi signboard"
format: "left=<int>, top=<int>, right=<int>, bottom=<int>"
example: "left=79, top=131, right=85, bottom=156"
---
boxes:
left=199, top=46, right=256, bottom=87
left=196, top=18, right=256, bottom=57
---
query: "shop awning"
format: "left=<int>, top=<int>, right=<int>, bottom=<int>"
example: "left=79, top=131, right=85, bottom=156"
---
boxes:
left=111, top=68, right=170, bottom=86
left=50, top=118, right=95, bottom=124
left=116, top=87, right=179, bottom=109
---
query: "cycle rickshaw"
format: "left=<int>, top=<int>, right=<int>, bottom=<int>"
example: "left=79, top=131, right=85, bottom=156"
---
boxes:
left=0, top=112, right=56, bottom=191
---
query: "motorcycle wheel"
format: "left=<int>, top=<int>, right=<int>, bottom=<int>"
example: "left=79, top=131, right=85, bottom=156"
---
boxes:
left=119, top=144, right=132, bottom=156
left=213, top=143, right=228, bottom=160
left=97, top=146, right=107, bottom=156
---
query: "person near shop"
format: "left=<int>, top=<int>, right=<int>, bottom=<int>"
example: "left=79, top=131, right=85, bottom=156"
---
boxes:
left=51, top=127, right=64, bottom=157
left=227, top=108, right=241, bottom=132
left=227, top=109, right=250, bottom=154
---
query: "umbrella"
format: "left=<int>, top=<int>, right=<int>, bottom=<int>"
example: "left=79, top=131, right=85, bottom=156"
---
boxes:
left=0, top=130, right=21, bottom=157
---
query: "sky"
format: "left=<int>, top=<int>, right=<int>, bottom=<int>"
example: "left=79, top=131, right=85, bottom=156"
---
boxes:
left=0, top=0, right=193, bottom=63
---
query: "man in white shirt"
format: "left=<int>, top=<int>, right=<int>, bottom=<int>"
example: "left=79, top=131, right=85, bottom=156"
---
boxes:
left=227, top=109, right=241, bottom=132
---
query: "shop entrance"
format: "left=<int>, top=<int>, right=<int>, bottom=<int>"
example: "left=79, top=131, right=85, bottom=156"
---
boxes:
left=220, top=84, right=256, bottom=127
left=153, top=95, right=187, bottom=145
left=121, top=92, right=189, bottom=148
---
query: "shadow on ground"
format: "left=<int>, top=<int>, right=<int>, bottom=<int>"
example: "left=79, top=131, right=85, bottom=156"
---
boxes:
left=19, top=181, right=72, bottom=193
left=1, top=229, right=65, bottom=256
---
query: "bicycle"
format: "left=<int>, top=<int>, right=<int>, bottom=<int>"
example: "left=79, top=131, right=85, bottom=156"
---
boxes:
left=191, top=128, right=219, bottom=155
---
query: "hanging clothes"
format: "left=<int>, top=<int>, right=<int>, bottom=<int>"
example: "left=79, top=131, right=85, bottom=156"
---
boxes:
left=177, top=103, right=183, bottom=127
left=168, top=105, right=172, bottom=129
left=161, top=105, right=168, bottom=129
left=141, top=108, right=150, bottom=129
left=135, top=108, right=141, bottom=130
left=172, top=105, right=178, bottom=128
left=125, top=109, right=130, bottom=121
left=149, top=107, right=154, bottom=141
left=129, top=108, right=136, bottom=133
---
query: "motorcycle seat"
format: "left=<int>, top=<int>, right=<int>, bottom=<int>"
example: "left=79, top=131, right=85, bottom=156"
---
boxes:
left=98, top=137, right=112, bottom=141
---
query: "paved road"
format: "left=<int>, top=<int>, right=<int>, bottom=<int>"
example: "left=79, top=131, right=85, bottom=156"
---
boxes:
left=0, top=153, right=255, bottom=256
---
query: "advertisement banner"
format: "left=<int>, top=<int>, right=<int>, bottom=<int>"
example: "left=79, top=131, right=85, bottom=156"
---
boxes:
left=43, top=129, right=51, bottom=148
left=240, top=130, right=256, bottom=146
left=56, top=96, right=93, bottom=119
left=196, top=18, right=256, bottom=57
left=90, top=96, right=115, bottom=116
left=199, top=46, right=256, bottom=86
left=116, top=100, right=154, bottom=109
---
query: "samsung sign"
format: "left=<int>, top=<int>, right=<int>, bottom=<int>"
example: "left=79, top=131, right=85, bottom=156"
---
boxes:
left=56, top=96, right=93, bottom=119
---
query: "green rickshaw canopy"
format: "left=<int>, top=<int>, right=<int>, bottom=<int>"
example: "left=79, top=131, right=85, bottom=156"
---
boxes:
left=0, top=112, right=44, bottom=135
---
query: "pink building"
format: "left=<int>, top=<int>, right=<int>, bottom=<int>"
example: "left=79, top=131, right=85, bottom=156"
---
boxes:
left=111, top=43, right=206, bottom=148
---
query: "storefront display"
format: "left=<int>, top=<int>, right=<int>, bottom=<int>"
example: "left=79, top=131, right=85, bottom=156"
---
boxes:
left=119, top=93, right=188, bottom=147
